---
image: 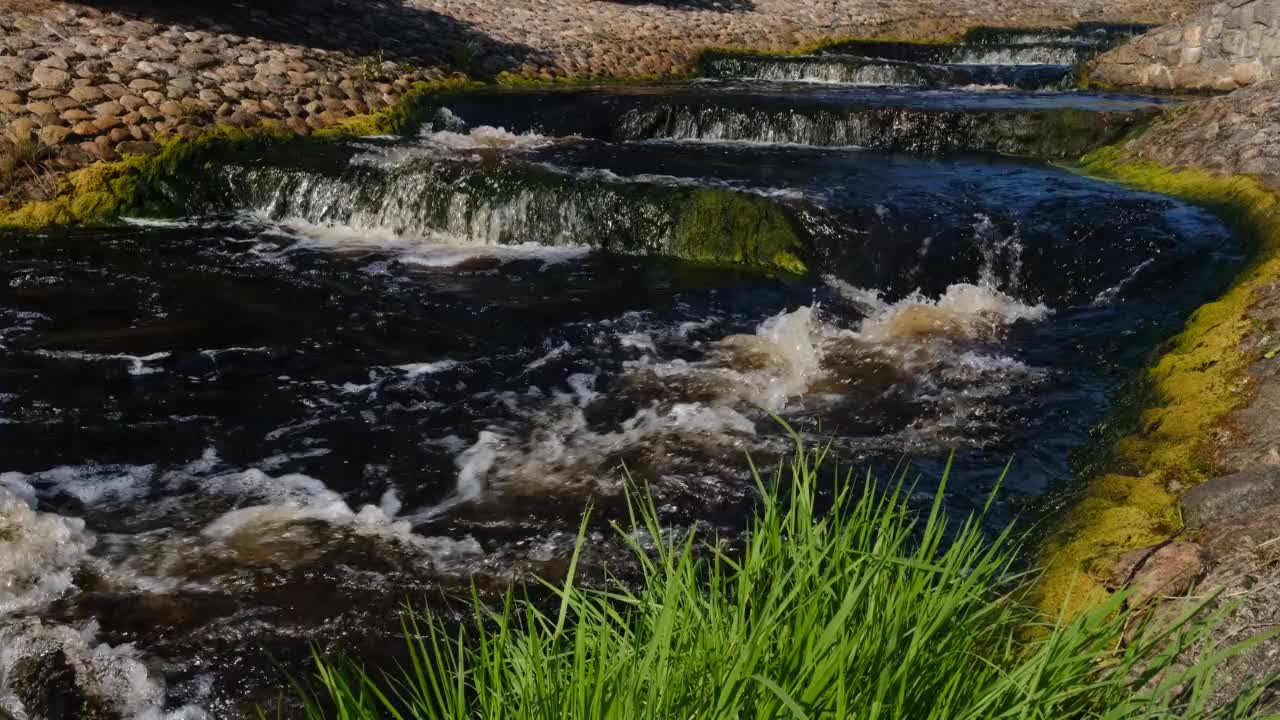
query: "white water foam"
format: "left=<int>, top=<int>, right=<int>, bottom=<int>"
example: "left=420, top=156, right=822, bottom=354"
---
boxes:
left=0, top=482, right=95, bottom=617
left=537, top=163, right=812, bottom=202
left=6, top=464, right=156, bottom=508
left=690, top=305, right=835, bottom=413
left=351, top=123, right=559, bottom=168
left=197, top=468, right=483, bottom=567
left=396, top=359, right=459, bottom=376
left=33, top=350, right=171, bottom=376
left=849, top=283, right=1049, bottom=342
left=120, top=217, right=197, bottom=229
left=259, top=215, right=593, bottom=270
left=949, top=47, right=1079, bottom=65
left=0, top=619, right=207, bottom=720
left=422, top=125, right=557, bottom=152
left=418, top=259, right=1056, bottom=510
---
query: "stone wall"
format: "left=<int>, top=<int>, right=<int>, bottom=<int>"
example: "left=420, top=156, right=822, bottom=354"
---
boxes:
left=1091, top=0, right=1280, bottom=91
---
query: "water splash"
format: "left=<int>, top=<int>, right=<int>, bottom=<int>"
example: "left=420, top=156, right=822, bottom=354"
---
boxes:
left=0, top=481, right=95, bottom=617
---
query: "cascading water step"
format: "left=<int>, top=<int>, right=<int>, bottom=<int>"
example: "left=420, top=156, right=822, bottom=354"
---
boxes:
left=426, top=85, right=1169, bottom=159
left=162, top=142, right=813, bottom=274
left=959, top=22, right=1156, bottom=46
left=703, top=22, right=1153, bottom=89
left=809, top=41, right=1095, bottom=67
left=698, top=53, right=1076, bottom=90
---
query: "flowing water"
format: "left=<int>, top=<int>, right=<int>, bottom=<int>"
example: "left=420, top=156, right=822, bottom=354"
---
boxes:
left=0, top=24, right=1243, bottom=719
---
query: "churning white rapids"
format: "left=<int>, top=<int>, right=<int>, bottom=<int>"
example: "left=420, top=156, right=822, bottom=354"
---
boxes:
left=0, top=260, right=1050, bottom=717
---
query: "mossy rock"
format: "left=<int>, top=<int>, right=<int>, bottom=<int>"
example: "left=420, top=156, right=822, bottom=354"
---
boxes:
left=673, top=189, right=810, bottom=275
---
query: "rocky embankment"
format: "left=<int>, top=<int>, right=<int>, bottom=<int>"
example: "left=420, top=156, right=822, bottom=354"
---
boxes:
left=1121, top=79, right=1280, bottom=183
left=0, top=0, right=1208, bottom=209
left=1057, top=0, right=1280, bottom=696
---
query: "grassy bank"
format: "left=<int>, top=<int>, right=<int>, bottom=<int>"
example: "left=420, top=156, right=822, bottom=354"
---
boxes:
left=288, top=442, right=1273, bottom=719
left=1034, top=143, right=1280, bottom=618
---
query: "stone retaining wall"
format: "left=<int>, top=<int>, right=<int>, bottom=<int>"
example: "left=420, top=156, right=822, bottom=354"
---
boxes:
left=1090, top=0, right=1280, bottom=90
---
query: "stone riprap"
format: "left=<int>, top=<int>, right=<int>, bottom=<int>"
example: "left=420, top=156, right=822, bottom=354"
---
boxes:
left=1090, top=0, right=1280, bottom=90
left=0, top=0, right=1212, bottom=206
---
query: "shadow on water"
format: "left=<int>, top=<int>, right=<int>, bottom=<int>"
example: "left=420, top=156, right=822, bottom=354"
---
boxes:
left=69, top=0, right=548, bottom=75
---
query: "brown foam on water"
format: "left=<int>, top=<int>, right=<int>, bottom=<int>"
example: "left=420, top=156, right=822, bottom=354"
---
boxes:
left=854, top=283, right=1049, bottom=343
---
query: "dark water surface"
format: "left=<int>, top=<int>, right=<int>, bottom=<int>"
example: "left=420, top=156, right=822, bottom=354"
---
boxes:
left=0, top=28, right=1245, bottom=720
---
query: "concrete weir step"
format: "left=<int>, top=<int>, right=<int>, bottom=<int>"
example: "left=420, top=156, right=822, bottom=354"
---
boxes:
left=428, top=85, right=1170, bottom=160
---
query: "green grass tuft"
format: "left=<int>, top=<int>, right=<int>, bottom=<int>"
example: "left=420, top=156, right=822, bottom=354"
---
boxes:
left=286, top=439, right=1276, bottom=719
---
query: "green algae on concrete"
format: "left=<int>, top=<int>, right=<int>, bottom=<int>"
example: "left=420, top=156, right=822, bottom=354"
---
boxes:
left=673, top=189, right=810, bottom=275
left=1035, top=143, right=1280, bottom=619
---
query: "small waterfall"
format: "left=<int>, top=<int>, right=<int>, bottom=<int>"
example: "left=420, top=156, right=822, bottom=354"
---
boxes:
left=711, top=22, right=1155, bottom=89
left=940, top=45, right=1089, bottom=66
left=700, top=54, right=1074, bottom=89
left=961, top=23, right=1154, bottom=47
left=701, top=55, right=933, bottom=86
left=177, top=151, right=812, bottom=273
left=613, top=103, right=1152, bottom=158
left=214, top=159, right=681, bottom=253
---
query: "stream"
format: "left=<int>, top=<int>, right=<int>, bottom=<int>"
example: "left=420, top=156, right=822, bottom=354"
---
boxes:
left=0, top=24, right=1246, bottom=719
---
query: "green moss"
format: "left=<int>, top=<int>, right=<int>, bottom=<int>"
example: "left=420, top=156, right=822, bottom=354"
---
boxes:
left=672, top=189, right=810, bottom=274
left=1024, top=108, right=1150, bottom=159
left=313, top=77, right=484, bottom=138
left=692, top=33, right=962, bottom=67
left=493, top=70, right=693, bottom=88
left=0, top=123, right=297, bottom=230
left=1073, top=63, right=1116, bottom=91
left=1, top=79, right=483, bottom=230
left=1033, top=144, right=1280, bottom=619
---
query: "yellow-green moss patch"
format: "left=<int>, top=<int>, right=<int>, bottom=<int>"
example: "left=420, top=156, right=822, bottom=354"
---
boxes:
left=0, top=123, right=299, bottom=230
left=493, top=70, right=692, bottom=88
left=312, top=77, right=484, bottom=138
left=1034, top=144, right=1280, bottom=619
left=673, top=189, right=810, bottom=275
left=693, top=33, right=962, bottom=65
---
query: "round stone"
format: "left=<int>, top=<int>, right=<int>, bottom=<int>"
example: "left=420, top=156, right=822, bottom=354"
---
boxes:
left=32, top=66, right=72, bottom=90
